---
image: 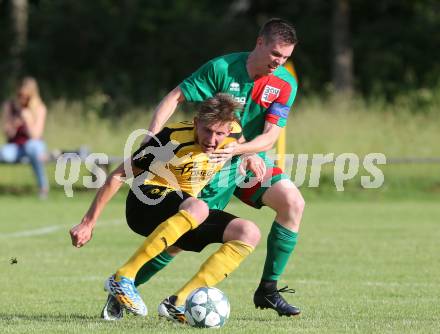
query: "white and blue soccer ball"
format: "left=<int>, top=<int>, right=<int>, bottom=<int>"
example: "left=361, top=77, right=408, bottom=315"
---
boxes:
left=184, top=287, right=230, bottom=328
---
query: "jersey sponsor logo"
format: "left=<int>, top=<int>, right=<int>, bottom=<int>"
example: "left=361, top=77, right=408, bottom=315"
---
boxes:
left=174, top=162, right=195, bottom=175
left=229, top=82, right=240, bottom=92
left=233, top=96, right=246, bottom=105
left=147, top=186, right=174, bottom=197
left=174, top=161, right=216, bottom=180
left=261, top=85, right=281, bottom=103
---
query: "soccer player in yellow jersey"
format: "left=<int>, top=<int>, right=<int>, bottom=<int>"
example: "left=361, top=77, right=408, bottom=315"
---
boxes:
left=70, top=94, right=264, bottom=318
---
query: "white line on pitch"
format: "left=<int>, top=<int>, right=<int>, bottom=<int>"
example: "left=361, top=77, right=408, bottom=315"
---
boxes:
left=0, top=219, right=123, bottom=239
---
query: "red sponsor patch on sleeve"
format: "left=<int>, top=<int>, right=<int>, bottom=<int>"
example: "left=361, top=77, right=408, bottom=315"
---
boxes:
left=251, top=76, right=292, bottom=108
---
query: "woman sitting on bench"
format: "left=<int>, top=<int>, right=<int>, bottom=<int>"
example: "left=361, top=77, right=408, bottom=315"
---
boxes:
left=0, top=77, right=49, bottom=198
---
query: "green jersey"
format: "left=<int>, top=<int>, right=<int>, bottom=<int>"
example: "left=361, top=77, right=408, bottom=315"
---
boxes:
left=180, top=52, right=297, bottom=141
left=179, top=52, right=297, bottom=209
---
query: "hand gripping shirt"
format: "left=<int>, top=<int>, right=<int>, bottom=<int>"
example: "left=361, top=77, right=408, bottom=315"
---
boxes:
left=179, top=52, right=298, bottom=141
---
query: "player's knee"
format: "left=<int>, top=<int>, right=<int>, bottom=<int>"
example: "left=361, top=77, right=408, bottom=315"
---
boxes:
left=238, top=220, right=260, bottom=247
left=227, top=219, right=261, bottom=247
left=290, top=191, right=306, bottom=215
left=180, top=197, right=209, bottom=226
left=194, top=200, right=209, bottom=222
left=279, top=190, right=305, bottom=219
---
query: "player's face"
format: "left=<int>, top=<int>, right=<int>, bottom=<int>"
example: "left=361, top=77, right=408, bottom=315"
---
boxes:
left=255, top=37, right=294, bottom=75
left=194, top=119, right=232, bottom=153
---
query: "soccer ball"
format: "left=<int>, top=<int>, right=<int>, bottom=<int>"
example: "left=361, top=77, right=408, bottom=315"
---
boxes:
left=184, top=287, right=230, bottom=328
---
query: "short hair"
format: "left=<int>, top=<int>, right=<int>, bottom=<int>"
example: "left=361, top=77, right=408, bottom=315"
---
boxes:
left=259, top=18, right=298, bottom=45
left=196, top=93, right=240, bottom=126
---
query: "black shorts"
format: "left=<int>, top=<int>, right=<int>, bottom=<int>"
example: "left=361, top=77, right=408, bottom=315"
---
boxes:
left=126, top=184, right=238, bottom=252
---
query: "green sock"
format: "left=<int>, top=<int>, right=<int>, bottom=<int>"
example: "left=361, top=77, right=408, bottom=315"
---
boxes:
left=261, top=222, right=298, bottom=281
left=134, top=251, right=174, bottom=287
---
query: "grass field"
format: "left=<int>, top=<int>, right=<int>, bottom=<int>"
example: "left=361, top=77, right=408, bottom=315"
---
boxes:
left=1, top=191, right=439, bottom=333
left=1, top=97, right=439, bottom=332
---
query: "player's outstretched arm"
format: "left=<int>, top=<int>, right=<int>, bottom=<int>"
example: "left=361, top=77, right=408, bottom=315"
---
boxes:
left=143, top=86, right=185, bottom=143
left=69, top=161, right=135, bottom=248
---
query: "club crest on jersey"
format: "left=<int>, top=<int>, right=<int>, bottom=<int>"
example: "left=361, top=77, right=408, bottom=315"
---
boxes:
left=261, top=85, right=280, bottom=103
left=229, top=82, right=240, bottom=92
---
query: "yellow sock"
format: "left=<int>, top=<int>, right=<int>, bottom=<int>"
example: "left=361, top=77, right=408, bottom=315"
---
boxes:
left=116, top=210, right=198, bottom=280
left=174, top=240, right=254, bottom=305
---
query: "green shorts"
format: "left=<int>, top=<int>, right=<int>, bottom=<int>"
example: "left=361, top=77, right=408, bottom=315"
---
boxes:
left=199, top=154, right=289, bottom=210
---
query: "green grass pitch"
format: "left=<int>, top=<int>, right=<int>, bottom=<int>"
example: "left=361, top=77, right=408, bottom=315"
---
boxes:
left=1, top=192, right=439, bottom=333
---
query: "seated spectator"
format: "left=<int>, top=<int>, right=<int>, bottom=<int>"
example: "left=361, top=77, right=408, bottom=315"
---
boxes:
left=0, top=77, right=49, bottom=198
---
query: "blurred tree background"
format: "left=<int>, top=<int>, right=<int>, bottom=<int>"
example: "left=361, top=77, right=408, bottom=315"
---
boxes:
left=0, top=0, right=439, bottom=113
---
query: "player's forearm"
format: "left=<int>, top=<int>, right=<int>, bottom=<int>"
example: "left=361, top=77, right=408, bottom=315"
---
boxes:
left=147, top=86, right=184, bottom=135
left=234, top=134, right=277, bottom=155
left=234, top=123, right=281, bottom=155
left=83, top=166, right=125, bottom=224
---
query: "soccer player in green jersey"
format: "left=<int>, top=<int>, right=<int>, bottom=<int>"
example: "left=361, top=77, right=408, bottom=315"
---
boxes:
left=103, top=18, right=304, bottom=318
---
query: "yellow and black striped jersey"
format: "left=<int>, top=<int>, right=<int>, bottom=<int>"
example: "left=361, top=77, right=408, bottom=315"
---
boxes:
left=132, top=121, right=241, bottom=197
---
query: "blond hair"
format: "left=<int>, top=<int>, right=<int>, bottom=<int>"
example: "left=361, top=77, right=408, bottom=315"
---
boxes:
left=196, top=93, right=240, bottom=126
